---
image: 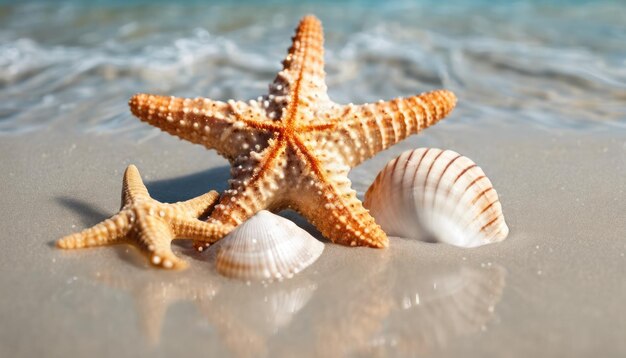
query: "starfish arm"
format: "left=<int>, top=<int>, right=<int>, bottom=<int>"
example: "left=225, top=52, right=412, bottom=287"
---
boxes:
left=57, top=212, right=131, bottom=249
left=270, top=15, right=329, bottom=113
left=320, top=89, right=457, bottom=167
left=122, top=164, right=150, bottom=205
left=129, top=94, right=270, bottom=161
left=192, top=143, right=288, bottom=249
left=170, top=217, right=227, bottom=243
left=289, top=149, right=388, bottom=248
left=293, top=175, right=389, bottom=248
left=176, top=190, right=221, bottom=218
left=190, top=185, right=272, bottom=249
left=134, top=216, right=188, bottom=270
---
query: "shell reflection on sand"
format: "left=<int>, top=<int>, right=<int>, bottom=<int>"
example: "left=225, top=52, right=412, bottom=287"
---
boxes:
left=88, top=257, right=505, bottom=356
left=197, top=280, right=318, bottom=358
left=292, top=260, right=506, bottom=357
left=379, top=265, right=506, bottom=355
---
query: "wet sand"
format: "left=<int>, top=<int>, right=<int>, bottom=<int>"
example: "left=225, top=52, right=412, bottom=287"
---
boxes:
left=1, top=119, right=625, bottom=357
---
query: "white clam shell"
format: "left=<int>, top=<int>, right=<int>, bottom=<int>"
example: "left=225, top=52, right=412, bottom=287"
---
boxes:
left=216, top=210, right=324, bottom=281
left=364, top=148, right=509, bottom=247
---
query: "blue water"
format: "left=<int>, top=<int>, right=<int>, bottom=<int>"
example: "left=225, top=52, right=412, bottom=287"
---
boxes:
left=1, top=0, right=625, bottom=134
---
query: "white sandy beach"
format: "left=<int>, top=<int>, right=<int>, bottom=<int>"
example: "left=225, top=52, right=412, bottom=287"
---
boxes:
left=1, top=118, right=625, bottom=357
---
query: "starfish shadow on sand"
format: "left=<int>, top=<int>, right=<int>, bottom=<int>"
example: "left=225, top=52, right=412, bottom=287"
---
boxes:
left=52, top=197, right=111, bottom=248
left=56, top=165, right=231, bottom=224
left=56, top=197, right=111, bottom=228
left=145, top=165, right=231, bottom=203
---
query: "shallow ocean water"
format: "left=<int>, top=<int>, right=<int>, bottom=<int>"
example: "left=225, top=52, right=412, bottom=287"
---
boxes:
left=1, top=1, right=626, bottom=357
left=1, top=0, right=625, bottom=134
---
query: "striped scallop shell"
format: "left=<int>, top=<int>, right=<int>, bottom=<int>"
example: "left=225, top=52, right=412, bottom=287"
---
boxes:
left=215, top=210, right=324, bottom=281
left=364, top=148, right=508, bottom=247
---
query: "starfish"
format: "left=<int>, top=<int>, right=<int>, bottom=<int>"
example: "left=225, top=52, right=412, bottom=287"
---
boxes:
left=128, top=15, right=456, bottom=249
left=57, top=165, right=220, bottom=269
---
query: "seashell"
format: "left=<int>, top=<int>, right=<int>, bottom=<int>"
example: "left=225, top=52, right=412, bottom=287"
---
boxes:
left=215, top=210, right=324, bottom=281
left=364, top=148, right=508, bottom=247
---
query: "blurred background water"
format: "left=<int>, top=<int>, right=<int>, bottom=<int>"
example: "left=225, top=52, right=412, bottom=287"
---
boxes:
left=1, top=0, right=625, bottom=136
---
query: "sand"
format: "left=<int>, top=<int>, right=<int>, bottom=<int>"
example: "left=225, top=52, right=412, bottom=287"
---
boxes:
left=1, top=118, right=625, bottom=357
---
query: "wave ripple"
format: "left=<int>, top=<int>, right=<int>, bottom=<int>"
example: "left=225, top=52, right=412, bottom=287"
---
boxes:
left=1, top=1, right=625, bottom=135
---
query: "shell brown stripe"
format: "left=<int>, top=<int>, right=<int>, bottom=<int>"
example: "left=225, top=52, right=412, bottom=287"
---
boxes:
left=477, top=200, right=500, bottom=217
left=464, top=175, right=486, bottom=192
left=460, top=199, right=502, bottom=233
left=411, top=148, right=431, bottom=191
left=432, top=154, right=462, bottom=210
left=454, top=164, right=477, bottom=185
left=422, top=149, right=446, bottom=207
left=471, top=187, right=495, bottom=205
left=479, top=216, right=500, bottom=232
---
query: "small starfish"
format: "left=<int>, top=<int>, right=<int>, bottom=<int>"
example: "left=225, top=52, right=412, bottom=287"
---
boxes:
left=129, top=15, right=456, bottom=249
left=57, top=165, right=220, bottom=269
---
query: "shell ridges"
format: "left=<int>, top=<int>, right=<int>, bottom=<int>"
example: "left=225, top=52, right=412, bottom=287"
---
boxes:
left=364, top=148, right=509, bottom=247
left=216, top=210, right=324, bottom=281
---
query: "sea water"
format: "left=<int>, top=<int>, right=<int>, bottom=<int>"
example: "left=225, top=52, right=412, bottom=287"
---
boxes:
left=1, top=0, right=625, bottom=136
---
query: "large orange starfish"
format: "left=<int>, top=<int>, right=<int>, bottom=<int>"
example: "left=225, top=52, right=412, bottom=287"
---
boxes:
left=129, top=15, right=456, bottom=250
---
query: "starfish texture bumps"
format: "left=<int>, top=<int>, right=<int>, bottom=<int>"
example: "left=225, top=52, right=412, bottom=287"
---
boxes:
left=127, top=15, right=457, bottom=250
left=57, top=165, right=219, bottom=269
